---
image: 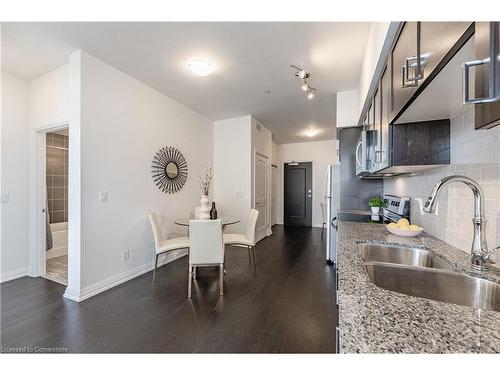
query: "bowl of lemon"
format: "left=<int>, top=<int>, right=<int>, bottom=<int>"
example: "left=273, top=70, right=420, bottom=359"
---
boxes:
left=386, top=218, right=423, bottom=237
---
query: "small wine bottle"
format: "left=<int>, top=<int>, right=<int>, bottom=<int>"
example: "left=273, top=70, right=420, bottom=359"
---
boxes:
left=210, top=202, right=218, bottom=220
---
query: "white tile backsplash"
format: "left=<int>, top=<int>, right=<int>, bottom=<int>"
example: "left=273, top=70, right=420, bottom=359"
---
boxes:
left=384, top=105, right=500, bottom=254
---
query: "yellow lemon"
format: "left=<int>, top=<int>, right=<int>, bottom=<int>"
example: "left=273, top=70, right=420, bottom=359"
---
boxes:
left=409, top=224, right=422, bottom=231
left=397, top=218, right=410, bottom=227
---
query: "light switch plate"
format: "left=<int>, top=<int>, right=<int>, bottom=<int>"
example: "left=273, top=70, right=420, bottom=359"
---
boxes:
left=99, top=191, right=108, bottom=203
left=122, top=250, right=129, bottom=261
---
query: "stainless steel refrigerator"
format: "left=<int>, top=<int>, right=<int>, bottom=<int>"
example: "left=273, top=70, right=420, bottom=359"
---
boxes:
left=324, top=164, right=340, bottom=265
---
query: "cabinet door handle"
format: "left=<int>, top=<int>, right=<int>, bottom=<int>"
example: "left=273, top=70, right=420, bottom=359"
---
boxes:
left=355, top=142, right=363, bottom=167
left=401, top=65, right=418, bottom=88
left=463, top=22, right=500, bottom=105
left=462, top=58, right=499, bottom=104
left=404, top=56, right=424, bottom=82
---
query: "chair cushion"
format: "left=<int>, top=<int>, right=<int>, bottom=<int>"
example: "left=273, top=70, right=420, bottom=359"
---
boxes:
left=223, top=233, right=252, bottom=246
left=158, top=236, right=190, bottom=254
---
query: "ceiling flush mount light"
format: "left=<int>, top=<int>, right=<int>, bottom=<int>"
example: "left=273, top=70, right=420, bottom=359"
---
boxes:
left=304, top=128, right=319, bottom=137
left=291, top=65, right=318, bottom=99
left=188, top=58, right=214, bottom=76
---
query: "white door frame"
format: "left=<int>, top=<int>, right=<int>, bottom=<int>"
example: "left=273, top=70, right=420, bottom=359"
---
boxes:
left=31, top=122, right=69, bottom=279
left=253, top=151, right=271, bottom=240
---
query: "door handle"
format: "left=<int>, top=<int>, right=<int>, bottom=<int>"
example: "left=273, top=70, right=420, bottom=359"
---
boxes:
left=462, top=58, right=499, bottom=104
left=355, top=142, right=362, bottom=167
left=331, top=217, right=338, bottom=230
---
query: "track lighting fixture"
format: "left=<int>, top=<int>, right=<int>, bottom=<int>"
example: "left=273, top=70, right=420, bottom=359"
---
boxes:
left=291, top=65, right=317, bottom=99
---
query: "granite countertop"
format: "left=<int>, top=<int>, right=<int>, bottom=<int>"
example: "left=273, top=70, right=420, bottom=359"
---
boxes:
left=337, top=221, right=500, bottom=353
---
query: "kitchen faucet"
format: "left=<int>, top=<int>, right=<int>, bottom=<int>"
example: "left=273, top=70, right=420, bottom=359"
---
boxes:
left=423, top=175, right=495, bottom=271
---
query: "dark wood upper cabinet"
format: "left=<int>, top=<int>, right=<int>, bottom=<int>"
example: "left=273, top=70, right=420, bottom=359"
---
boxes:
left=379, top=63, right=391, bottom=171
left=390, top=22, right=418, bottom=121
left=389, top=22, right=475, bottom=125
left=372, top=87, right=381, bottom=172
left=420, top=22, right=472, bottom=84
left=470, top=22, right=500, bottom=129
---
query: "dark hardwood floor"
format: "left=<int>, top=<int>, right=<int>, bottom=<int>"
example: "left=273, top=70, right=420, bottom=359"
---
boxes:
left=1, top=225, right=337, bottom=353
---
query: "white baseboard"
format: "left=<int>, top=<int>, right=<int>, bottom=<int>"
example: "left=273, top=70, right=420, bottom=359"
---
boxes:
left=0, top=267, right=30, bottom=283
left=63, top=249, right=188, bottom=302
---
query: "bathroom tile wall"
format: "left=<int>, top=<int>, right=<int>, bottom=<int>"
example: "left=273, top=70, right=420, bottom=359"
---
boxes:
left=384, top=105, right=500, bottom=254
left=46, top=132, right=68, bottom=223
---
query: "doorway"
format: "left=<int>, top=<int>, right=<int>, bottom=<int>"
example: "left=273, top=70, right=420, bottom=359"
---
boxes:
left=42, top=127, right=69, bottom=285
left=254, top=153, right=270, bottom=242
left=284, top=162, right=312, bottom=227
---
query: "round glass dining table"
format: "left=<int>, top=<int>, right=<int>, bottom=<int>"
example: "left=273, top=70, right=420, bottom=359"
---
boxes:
left=174, top=216, right=240, bottom=227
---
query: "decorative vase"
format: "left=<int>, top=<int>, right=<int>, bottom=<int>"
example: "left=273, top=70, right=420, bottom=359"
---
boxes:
left=210, top=202, right=218, bottom=220
left=199, top=194, right=210, bottom=220
left=371, top=206, right=380, bottom=215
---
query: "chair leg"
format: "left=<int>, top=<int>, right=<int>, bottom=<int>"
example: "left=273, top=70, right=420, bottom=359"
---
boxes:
left=153, top=254, right=159, bottom=283
left=251, top=246, right=256, bottom=264
left=188, top=265, right=192, bottom=299
left=193, top=267, right=197, bottom=280
left=219, top=263, right=224, bottom=296
left=247, top=246, right=252, bottom=263
left=321, top=223, right=325, bottom=238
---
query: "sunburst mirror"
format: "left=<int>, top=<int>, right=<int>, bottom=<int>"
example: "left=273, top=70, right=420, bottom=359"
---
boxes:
left=151, top=146, right=188, bottom=194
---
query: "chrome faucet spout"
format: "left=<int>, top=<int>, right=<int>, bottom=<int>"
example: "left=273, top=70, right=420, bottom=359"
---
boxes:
left=424, top=175, right=493, bottom=271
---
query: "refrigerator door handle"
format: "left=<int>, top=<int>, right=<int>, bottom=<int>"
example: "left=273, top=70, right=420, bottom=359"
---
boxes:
left=331, top=216, right=338, bottom=230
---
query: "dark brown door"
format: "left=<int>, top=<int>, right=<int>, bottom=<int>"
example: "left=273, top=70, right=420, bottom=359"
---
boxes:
left=284, top=162, right=312, bottom=227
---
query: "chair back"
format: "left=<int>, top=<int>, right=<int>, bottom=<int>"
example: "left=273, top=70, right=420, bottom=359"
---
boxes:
left=320, top=202, right=326, bottom=222
left=148, top=213, right=161, bottom=253
left=189, top=219, right=224, bottom=265
left=245, top=209, right=259, bottom=246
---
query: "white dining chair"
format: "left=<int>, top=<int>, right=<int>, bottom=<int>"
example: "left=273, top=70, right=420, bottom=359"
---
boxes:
left=188, top=219, right=225, bottom=298
left=320, top=202, right=326, bottom=238
left=223, top=209, right=259, bottom=263
left=148, top=213, right=190, bottom=283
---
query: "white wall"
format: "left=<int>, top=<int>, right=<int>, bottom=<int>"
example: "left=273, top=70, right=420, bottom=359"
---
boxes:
left=28, top=65, right=69, bottom=127
left=384, top=105, right=500, bottom=253
left=336, top=89, right=359, bottom=128
left=278, top=140, right=338, bottom=227
left=213, top=116, right=252, bottom=234
left=1, top=73, right=30, bottom=281
left=76, top=51, right=213, bottom=296
left=357, top=22, right=392, bottom=120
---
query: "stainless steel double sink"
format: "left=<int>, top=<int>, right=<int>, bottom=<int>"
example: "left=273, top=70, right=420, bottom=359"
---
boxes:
left=359, top=243, right=500, bottom=312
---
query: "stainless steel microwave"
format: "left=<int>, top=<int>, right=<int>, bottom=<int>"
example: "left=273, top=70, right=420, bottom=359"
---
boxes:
left=355, top=130, right=374, bottom=177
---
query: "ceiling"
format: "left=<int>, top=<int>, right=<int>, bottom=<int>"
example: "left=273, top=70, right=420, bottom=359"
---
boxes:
left=1, top=22, right=371, bottom=143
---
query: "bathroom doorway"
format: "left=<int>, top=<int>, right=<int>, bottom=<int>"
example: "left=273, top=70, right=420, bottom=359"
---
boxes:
left=43, top=127, right=69, bottom=285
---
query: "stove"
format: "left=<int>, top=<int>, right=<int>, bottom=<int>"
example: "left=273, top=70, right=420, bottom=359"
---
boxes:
left=382, top=194, right=410, bottom=223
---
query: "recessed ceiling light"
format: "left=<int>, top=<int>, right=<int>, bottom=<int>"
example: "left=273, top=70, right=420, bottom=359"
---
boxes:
left=188, top=58, right=214, bottom=76
left=305, top=128, right=318, bottom=137
left=301, top=83, right=309, bottom=91
left=307, top=91, right=315, bottom=100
